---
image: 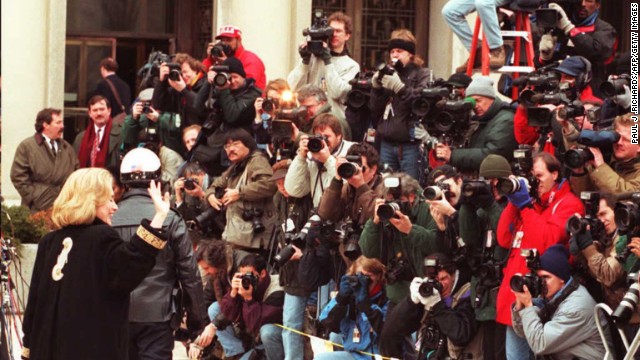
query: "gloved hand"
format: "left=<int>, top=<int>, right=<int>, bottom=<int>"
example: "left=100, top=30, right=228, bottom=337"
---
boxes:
left=319, top=46, right=332, bottom=65
left=381, top=71, right=405, bottom=93
left=422, top=288, right=441, bottom=311
left=339, top=275, right=354, bottom=298
left=299, top=44, right=312, bottom=65
left=538, top=33, right=557, bottom=61
left=355, top=274, right=369, bottom=303
left=575, top=231, right=594, bottom=251
left=613, top=84, right=631, bottom=108
left=371, top=71, right=382, bottom=89
left=549, top=3, right=575, bottom=34
left=409, top=277, right=424, bottom=304
left=505, top=178, right=532, bottom=209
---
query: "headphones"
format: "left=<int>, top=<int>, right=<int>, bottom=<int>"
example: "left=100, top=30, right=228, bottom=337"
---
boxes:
left=573, top=56, right=592, bottom=92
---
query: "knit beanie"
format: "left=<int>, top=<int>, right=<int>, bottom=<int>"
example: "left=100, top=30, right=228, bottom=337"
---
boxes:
left=540, top=244, right=571, bottom=282
left=479, top=154, right=513, bottom=179
left=466, top=76, right=496, bottom=99
left=222, top=57, right=246, bottom=78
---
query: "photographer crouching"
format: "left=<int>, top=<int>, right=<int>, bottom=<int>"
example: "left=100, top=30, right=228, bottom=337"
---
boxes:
left=511, top=244, right=604, bottom=359
left=381, top=253, right=481, bottom=359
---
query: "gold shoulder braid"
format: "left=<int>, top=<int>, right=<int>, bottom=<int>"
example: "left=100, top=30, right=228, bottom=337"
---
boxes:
left=21, top=347, right=30, bottom=358
left=136, top=225, right=166, bottom=250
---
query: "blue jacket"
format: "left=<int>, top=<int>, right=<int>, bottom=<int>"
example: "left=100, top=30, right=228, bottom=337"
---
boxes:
left=319, top=288, right=388, bottom=360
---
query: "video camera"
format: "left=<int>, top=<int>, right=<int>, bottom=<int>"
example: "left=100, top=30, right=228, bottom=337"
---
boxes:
left=303, top=9, right=334, bottom=56
left=564, top=129, right=620, bottom=168
left=566, top=192, right=605, bottom=239
left=347, top=72, right=373, bottom=109
left=600, top=75, right=630, bottom=98
left=534, top=0, right=582, bottom=31
left=510, top=249, right=543, bottom=297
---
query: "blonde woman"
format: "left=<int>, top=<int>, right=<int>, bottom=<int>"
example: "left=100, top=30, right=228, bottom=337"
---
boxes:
left=316, top=256, right=388, bottom=359
left=22, top=168, right=169, bottom=360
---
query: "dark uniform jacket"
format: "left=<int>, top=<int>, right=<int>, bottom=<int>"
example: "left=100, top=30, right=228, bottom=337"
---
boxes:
left=111, top=188, right=207, bottom=332
left=22, top=219, right=166, bottom=360
left=10, top=133, right=79, bottom=212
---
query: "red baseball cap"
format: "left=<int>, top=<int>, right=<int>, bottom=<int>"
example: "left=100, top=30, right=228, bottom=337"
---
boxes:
left=215, top=25, right=242, bottom=39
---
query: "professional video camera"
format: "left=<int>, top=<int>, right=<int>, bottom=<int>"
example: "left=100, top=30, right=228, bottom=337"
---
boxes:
left=600, top=74, right=630, bottom=98
left=534, top=0, right=582, bottom=31
left=510, top=248, right=543, bottom=297
left=615, top=193, right=640, bottom=237
left=566, top=192, right=605, bottom=239
left=411, top=79, right=450, bottom=119
left=612, top=272, right=640, bottom=325
left=303, top=9, right=334, bottom=56
left=564, top=129, right=620, bottom=168
left=210, top=41, right=233, bottom=59
left=346, top=72, right=373, bottom=109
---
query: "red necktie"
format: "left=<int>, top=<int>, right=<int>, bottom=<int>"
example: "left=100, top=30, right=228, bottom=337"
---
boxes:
left=90, top=128, right=101, bottom=167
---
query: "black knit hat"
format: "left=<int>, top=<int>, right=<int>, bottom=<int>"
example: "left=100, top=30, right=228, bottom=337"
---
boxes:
left=222, top=57, right=246, bottom=78
left=427, top=165, right=459, bottom=186
left=540, top=244, right=571, bottom=282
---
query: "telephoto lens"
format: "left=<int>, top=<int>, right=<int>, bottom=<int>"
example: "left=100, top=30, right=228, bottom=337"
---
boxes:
left=377, top=202, right=400, bottom=221
left=564, top=148, right=594, bottom=169
left=612, top=281, right=640, bottom=324
left=337, top=162, right=358, bottom=179
left=274, top=244, right=296, bottom=266
left=423, top=186, right=446, bottom=201
left=496, top=177, right=527, bottom=195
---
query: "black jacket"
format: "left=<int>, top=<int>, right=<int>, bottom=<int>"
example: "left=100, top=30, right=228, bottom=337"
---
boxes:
left=111, top=188, right=207, bottom=332
left=22, top=219, right=165, bottom=360
left=95, top=74, right=132, bottom=117
left=153, top=75, right=208, bottom=126
left=370, top=63, right=431, bottom=143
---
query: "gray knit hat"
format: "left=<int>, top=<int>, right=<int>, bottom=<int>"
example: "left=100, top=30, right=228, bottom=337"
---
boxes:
left=479, top=154, right=512, bottom=179
left=466, top=76, right=496, bottom=99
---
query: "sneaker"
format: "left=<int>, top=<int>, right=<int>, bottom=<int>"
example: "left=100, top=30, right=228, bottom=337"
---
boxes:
left=489, top=46, right=506, bottom=69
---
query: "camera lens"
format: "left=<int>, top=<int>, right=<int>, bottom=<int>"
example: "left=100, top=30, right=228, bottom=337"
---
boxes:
left=423, top=186, right=445, bottom=201
left=496, top=177, right=520, bottom=195
left=274, top=244, right=296, bottom=266
left=184, top=179, right=196, bottom=191
left=307, top=137, right=324, bottom=153
left=377, top=202, right=400, bottom=221
left=169, top=70, right=181, bottom=81
left=263, top=98, right=276, bottom=112
left=214, top=73, right=230, bottom=87
left=564, top=148, right=594, bottom=169
left=510, top=275, right=525, bottom=293
left=337, top=162, right=358, bottom=179
left=613, top=283, right=640, bottom=324
left=347, top=90, right=369, bottom=109
left=566, top=215, right=586, bottom=236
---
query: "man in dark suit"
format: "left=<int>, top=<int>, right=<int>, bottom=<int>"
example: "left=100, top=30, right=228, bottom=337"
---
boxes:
left=95, top=57, right=132, bottom=119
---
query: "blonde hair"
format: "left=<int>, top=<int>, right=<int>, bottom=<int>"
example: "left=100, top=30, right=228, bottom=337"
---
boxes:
left=51, top=168, right=114, bottom=229
left=390, top=29, right=424, bottom=67
left=614, top=112, right=635, bottom=130
left=347, top=256, right=387, bottom=284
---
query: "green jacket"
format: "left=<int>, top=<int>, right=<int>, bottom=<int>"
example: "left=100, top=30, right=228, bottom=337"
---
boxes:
left=358, top=200, right=443, bottom=304
left=450, top=98, right=518, bottom=173
left=121, top=112, right=186, bottom=156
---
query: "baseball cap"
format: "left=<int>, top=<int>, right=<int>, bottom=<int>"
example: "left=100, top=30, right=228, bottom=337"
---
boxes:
left=215, top=25, right=242, bottom=39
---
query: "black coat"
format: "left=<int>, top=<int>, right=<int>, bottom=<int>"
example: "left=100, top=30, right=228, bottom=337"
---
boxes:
left=96, top=74, right=132, bottom=117
left=22, top=219, right=165, bottom=360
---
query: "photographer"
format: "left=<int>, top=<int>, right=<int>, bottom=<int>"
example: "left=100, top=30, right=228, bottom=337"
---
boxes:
left=565, top=113, right=640, bottom=194
left=370, top=29, right=430, bottom=180
left=295, top=84, right=350, bottom=140
left=202, top=25, right=266, bottom=91
left=284, top=113, right=355, bottom=207
left=511, top=244, right=604, bottom=359
left=381, top=253, right=480, bottom=359
left=434, top=76, right=518, bottom=174
left=600, top=52, right=631, bottom=120
left=288, top=11, right=360, bottom=123
left=534, top=0, right=617, bottom=97
left=359, top=172, right=443, bottom=306
left=317, top=142, right=381, bottom=239
left=315, top=256, right=388, bottom=360
left=496, top=152, right=584, bottom=358
left=192, top=57, right=262, bottom=177
left=152, top=53, right=208, bottom=127
left=204, top=129, right=277, bottom=252
left=253, top=79, right=292, bottom=149
left=218, top=254, right=285, bottom=360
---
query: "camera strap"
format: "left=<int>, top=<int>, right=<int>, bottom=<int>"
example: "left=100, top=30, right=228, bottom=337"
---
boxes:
left=104, top=78, right=125, bottom=113
left=538, top=279, right=579, bottom=324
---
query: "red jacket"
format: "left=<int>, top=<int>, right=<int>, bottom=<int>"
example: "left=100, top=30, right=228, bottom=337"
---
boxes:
left=203, top=45, right=266, bottom=90
left=495, top=180, right=585, bottom=325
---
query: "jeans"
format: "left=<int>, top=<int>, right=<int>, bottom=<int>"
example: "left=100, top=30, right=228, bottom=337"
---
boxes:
left=260, top=324, right=285, bottom=360
left=506, top=325, right=533, bottom=360
left=283, top=293, right=308, bottom=360
left=208, top=301, right=245, bottom=357
left=442, top=0, right=511, bottom=51
left=380, top=140, right=420, bottom=180
left=314, top=333, right=356, bottom=360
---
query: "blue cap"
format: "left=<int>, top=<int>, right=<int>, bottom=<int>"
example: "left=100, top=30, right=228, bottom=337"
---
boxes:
left=556, top=57, right=587, bottom=77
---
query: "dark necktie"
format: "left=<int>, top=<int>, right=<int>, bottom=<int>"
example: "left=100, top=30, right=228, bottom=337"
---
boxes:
left=50, top=139, right=57, bottom=157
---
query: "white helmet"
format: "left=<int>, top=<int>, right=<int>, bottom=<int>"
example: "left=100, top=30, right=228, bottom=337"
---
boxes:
left=120, top=147, right=162, bottom=184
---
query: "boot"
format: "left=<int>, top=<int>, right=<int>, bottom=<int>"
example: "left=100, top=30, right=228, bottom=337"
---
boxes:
left=489, top=46, right=506, bottom=69
left=455, top=48, right=483, bottom=73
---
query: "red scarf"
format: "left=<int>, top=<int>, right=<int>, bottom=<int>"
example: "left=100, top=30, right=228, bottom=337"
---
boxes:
left=78, top=119, right=113, bottom=168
